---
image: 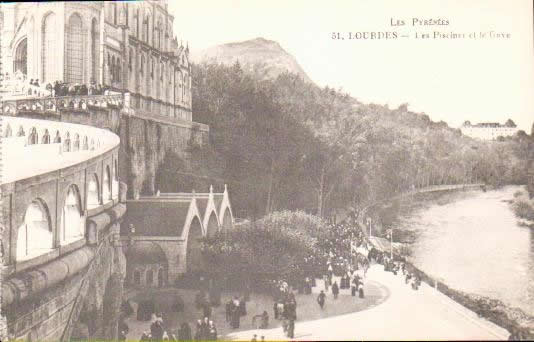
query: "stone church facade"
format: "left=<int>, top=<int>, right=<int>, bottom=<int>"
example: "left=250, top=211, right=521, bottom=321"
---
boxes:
left=0, top=0, right=192, bottom=121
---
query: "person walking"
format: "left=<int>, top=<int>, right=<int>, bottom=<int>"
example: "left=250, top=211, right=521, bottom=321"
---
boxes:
left=358, top=281, right=365, bottom=298
left=226, top=299, right=234, bottom=322
left=178, top=322, right=192, bottom=341
left=239, top=297, right=247, bottom=316
left=209, top=320, right=218, bottom=340
left=202, top=302, right=212, bottom=319
left=332, top=281, right=339, bottom=299
left=150, top=319, right=164, bottom=341
left=231, top=304, right=241, bottom=328
left=287, top=318, right=295, bottom=339
left=317, top=290, right=326, bottom=309
left=194, top=319, right=202, bottom=340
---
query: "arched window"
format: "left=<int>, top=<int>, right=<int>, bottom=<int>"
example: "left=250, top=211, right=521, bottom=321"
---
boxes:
left=16, top=200, right=53, bottom=261
left=66, top=13, right=83, bottom=84
left=182, top=73, right=186, bottom=101
left=129, top=48, right=133, bottom=71
left=111, top=56, right=116, bottom=82
left=91, top=18, right=99, bottom=83
left=134, top=270, right=141, bottom=285
left=124, top=3, right=129, bottom=26
left=108, top=53, right=111, bottom=81
left=61, top=185, right=84, bottom=244
left=144, top=15, right=150, bottom=44
left=142, top=16, right=146, bottom=42
left=42, top=12, right=58, bottom=83
left=103, top=166, right=112, bottom=202
left=140, top=54, right=144, bottom=75
left=83, top=136, right=88, bottom=150
left=87, top=174, right=100, bottom=209
left=150, top=58, right=154, bottom=79
left=136, top=8, right=140, bottom=38
left=17, top=126, right=25, bottom=137
left=113, top=2, right=117, bottom=25
left=14, top=38, right=27, bottom=76
left=113, top=159, right=119, bottom=199
left=157, top=20, right=162, bottom=49
left=158, top=268, right=164, bottom=287
left=4, top=124, right=12, bottom=138
left=28, top=127, right=38, bottom=145
left=146, top=269, right=153, bottom=285
left=160, top=62, right=164, bottom=81
left=42, top=129, right=50, bottom=144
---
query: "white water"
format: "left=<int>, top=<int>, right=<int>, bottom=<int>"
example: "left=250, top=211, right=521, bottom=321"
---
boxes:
left=397, top=185, right=534, bottom=315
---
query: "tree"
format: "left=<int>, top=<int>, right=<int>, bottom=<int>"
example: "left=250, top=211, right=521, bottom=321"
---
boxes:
left=505, top=119, right=516, bottom=127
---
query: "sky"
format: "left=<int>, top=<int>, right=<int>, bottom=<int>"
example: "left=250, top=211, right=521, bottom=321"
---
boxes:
left=169, top=0, right=534, bottom=132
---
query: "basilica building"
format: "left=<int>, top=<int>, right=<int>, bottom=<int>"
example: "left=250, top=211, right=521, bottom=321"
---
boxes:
left=0, top=0, right=192, bottom=120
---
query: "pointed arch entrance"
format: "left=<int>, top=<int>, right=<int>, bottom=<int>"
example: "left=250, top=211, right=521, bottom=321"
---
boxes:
left=186, top=216, right=203, bottom=274
left=14, top=38, right=27, bottom=75
left=206, top=211, right=218, bottom=238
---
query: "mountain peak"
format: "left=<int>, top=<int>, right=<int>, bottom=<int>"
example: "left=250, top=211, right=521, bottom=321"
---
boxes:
left=193, top=38, right=313, bottom=84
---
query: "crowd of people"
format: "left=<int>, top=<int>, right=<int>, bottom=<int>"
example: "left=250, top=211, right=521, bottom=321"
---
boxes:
left=137, top=313, right=180, bottom=340
left=48, top=80, right=109, bottom=97
left=369, top=247, right=422, bottom=291
left=1, top=71, right=112, bottom=98
left=135, top=311, right=218, bottom=341
left=125, top=210, right=418, bottom=341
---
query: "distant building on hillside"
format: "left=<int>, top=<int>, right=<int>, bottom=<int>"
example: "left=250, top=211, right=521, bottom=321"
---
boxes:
left=460, top=119, right=518, bottom=140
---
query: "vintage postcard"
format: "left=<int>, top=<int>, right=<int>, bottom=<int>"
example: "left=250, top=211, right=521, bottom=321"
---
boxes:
left=0, top=0, right=533, bottom=340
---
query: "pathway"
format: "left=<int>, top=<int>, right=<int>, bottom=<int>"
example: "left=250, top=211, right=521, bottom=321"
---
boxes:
left=225, top=264, right=509, bottom=341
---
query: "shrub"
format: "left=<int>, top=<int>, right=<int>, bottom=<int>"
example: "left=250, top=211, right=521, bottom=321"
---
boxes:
left=513, top=200, right=534, bottom=221
left=201, top=211, right=327, bottom=283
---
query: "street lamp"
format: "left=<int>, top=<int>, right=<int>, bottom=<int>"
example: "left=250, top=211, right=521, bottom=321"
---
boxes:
left=386, top=228, right=394, bottom=260
left=366, top=217, right=372, bottom=238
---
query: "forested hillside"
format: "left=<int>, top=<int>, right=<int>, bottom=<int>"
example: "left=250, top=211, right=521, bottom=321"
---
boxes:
left=157, top=61, right=531, bottom=219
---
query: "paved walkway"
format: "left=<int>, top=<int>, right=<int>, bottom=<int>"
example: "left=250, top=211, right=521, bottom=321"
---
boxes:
left=225, top=265, right=510, bottom=341
left=123, top=278, right=388, bottom=340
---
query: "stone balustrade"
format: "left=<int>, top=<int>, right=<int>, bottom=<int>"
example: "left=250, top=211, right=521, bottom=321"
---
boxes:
left=0, top=94, right=124, bottom=116
left=2, top=116, right=120, bottom=185
left=0, top=77, right=52, bottom=98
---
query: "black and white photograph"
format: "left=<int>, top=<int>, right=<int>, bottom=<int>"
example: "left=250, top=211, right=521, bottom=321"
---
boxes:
left=0, top=0, right=533, bottom=340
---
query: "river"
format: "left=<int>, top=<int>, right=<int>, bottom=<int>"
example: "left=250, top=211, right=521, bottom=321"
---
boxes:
left=395, top=185, right=534, bottom=315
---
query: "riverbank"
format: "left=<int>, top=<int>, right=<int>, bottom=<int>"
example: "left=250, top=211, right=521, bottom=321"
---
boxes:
left=361, top=185, right=534, bottom=339
left=402, top=258, right=534, bottom=339
left=510, top=189, right=534, bottom=228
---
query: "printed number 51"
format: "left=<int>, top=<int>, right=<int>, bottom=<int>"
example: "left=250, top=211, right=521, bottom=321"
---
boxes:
left=331, top=32, right=343, bottom=40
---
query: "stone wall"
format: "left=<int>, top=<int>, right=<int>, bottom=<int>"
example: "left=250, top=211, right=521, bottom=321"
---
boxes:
left=3, top=220, right=125, bottom=341
left=9, top=104, right=208, bottom=200
left=120, top=115, right=197, bottom=199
